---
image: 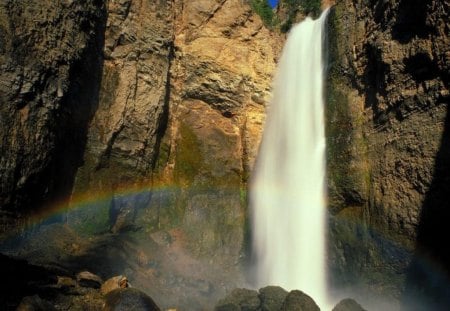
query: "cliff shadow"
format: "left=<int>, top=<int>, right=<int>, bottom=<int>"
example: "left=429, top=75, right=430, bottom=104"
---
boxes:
left=402, top=103, right=450, bottom=310
left=47, top=7, right=108, bottom=213
left=391, top=0, right=433, bottom=44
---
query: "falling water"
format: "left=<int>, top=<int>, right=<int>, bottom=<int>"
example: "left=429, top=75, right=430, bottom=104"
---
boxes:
left=250, top=9, right=329, bottom=307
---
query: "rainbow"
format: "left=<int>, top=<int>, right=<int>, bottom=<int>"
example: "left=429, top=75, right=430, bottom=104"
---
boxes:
left=0, top=180, right=449, bottom=308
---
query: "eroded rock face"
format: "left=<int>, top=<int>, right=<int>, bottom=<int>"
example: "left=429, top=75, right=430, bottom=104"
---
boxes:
left=133, top=1, right=283, bottom=295
left=1, top=0, right=282, bottom=309
left=67, top=0, right=174, bottom=232
left=68, top=0, right=282, bottom=249
left=327, top=0, right=449, bottom=307
left=0, top=0, right=107, bottom=230
left=64, top=0, right=282, bottom=309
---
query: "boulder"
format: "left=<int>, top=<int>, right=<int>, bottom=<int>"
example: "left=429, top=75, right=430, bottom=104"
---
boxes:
left=332, top=298, right=366, bottom=311
left=103, top=288, right=161, bottom=311
left=214, top=288, right=260, bottom=311
left=101, top=275, right=128, bottom=295
left=280, top=290, right=320, bottom=311
left=259, top=286, right=289, bottom=311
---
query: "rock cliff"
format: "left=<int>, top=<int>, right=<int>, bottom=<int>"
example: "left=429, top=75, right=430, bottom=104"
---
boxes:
left=327, top=0, right=449, bottom=308
left=68, top=0, right=282, bottom=261
left=1, top=0, right=449, bottom=309
left=0, top=0, right=282, bottom=309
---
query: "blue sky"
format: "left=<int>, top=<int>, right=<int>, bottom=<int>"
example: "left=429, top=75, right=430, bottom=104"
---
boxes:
left=268, top=0, right=278, bottom=8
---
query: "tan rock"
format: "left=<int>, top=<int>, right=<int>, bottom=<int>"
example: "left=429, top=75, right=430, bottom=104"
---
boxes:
left=101, top=275, right=128, bottom=295
left=56, top=276, right=76, bottom=289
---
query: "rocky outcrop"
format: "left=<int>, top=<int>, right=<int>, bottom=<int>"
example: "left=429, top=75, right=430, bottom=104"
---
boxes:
left=158, top=0, right=282, bottom=267
left=327, top=0, right=449, bottom=307
left=67, top=0, right=175, bottom=233
left=0, top=0, right=107, bottom=230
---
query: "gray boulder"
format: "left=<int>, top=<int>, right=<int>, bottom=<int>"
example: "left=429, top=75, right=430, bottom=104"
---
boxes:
left=332, top=298, right=366, bottom=311
left=215, top=288, right=261, bottom=311
left=103, top=288, right=160, bottom=311
left=259, top=286, right=289, bottom=311
left=280, top=290, right=320, bottom=311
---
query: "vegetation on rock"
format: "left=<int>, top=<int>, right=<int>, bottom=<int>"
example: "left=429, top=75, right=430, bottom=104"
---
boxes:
left=249, top=0, right=322, bottom=31
left=280, top=0, right=322, bottom=32
left=250, top=0, right=277, bottom=28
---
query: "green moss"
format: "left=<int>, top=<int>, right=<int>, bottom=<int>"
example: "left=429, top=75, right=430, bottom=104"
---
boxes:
left=154, top=140, right=171, bottom=172
left=251, top=0, right=277, bottom=28
left=70, top=201, right=110, bottom=236
left=174, top=122, right=203, bottom=186
left=326, top=6, right=369, bottom=212
left=279, top=0, right=322, bottom=32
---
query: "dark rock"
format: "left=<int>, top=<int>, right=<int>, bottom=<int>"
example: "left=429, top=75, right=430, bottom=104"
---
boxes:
left=259, top=286, right=289, bottom=311
left=103, top=288, right=161, bottom=311
left=214, top=288, right=260, bottom=311
left=332, top=298, right=366, bottom=311
left=16, top=295, right=56, bottom=311
left=0, top=254, right=57, bottom=308
left=215, top=303, right=241, bottom=311
left=76, top=271, right=103, bottom=289
left=0, top=0, right=107, bottom=223
left=280, top=290, right=320, bottom=311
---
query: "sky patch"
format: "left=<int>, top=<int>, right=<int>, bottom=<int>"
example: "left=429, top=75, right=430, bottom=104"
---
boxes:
left=268, top=0, right=278, bottom=8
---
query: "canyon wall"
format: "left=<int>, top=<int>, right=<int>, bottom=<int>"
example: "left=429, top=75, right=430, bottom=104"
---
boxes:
left=327, top=0, right=449, bottom=308
left=0, top=1, right=282, bottom=308
left=1, top=0, right=449, bottom=309
left=68, top=0, right=282, bottom=265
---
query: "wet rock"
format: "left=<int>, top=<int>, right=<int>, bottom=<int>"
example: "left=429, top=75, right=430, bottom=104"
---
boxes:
left=101, top=275, right=128, bottom=295
left=280, top=290, right=320, bottom=311
left=103, top=288, right=161, bottom=311
left=332, top=298, right=366, bottom=311
left=76, top=271, right=103, bottom=289
left=214, top=288, right=260, bottom=311
left=259, top=286, right=289, bottom=311
left=109, top=193, right=141, bottom=234
left=17, top=295, right=56, bottom=311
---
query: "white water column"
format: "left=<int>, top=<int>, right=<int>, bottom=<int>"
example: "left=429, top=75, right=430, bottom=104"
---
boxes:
left=250, top=9, right=330, bottom=308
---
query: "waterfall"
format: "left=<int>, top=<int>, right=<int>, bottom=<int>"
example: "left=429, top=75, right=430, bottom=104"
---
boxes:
left=250, top=9, right=329, bottom=308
